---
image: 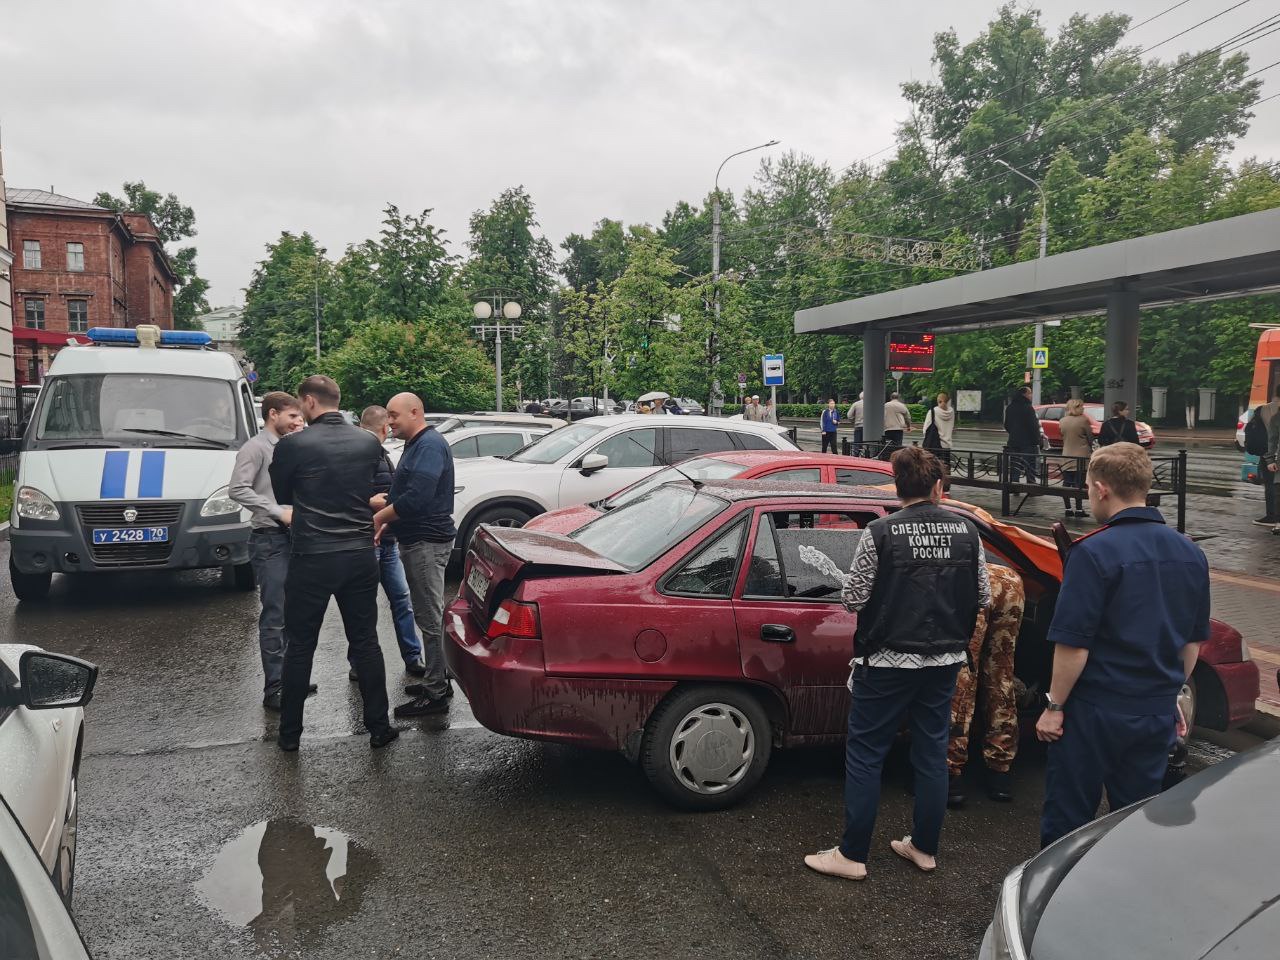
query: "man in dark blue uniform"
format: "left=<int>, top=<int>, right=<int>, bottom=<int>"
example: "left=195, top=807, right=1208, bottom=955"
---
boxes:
left=1037, top=442, right=1209, bottom=848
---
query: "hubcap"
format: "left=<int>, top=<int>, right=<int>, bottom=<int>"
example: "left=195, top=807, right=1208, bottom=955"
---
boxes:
left=57, top=775, right=78, bottom=897
left=669, top=702, right=755, bottom=795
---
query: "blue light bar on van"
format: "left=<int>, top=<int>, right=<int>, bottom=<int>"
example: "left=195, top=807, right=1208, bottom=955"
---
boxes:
left=86, top=327, right=212, bottom=346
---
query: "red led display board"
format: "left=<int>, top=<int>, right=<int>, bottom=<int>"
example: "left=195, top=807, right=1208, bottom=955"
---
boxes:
left=888, top=331, right=936, bottom=373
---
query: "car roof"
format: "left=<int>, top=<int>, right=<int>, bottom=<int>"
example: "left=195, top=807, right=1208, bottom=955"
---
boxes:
left=596, top=413, right=787, bottom=435
left=693, top=478, right=899, bottom=503
left=676, top=449, right=891, bottom=470
left=47, top=343, right=243, bottom=380
left=446, top=425, right=537, bottom=439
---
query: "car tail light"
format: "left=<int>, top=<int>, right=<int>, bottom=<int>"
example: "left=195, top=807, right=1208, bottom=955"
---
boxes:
left=486, top=599, right=540, bottom=641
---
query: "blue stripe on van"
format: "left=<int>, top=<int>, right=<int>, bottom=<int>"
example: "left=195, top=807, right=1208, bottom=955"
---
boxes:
left=138, top=450, right=165, bottom=498
left=100, top=450, right=128, bottom=498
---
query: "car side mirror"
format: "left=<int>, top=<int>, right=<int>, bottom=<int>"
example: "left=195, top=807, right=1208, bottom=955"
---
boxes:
left=579, top=453, right=609, bottom=475
left=13, top=651, right=98, bottom=710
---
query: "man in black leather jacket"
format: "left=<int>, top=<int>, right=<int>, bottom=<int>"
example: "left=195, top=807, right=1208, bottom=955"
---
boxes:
left=269, top=375, right=397, bottom=751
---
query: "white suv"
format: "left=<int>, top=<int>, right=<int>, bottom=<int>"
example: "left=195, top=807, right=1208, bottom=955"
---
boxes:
left=450, top=414, right=796, bottom=557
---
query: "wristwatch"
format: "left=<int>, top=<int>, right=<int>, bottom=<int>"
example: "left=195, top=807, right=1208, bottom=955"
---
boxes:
left=1045, top=698, right=1065, bottom=712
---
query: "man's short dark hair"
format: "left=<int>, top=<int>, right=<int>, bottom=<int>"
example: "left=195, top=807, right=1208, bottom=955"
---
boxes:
left=360, top=405, right=388, bottom=430
left=261, top=391, right=300, bottom=422
left=297, top=375, right=341, bottom=408
left=890, top=446, right=944, bottom=500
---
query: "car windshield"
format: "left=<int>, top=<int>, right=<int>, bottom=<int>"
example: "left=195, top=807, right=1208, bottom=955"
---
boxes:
left=508, top=421, right=606, bottom=464
left=434, top=417, right=463, bottom=434
left=604, top=457, right=745, bottom=509
left=33, top=374, right=241, bottom=447
left=571, top=483, right=729, bottom=569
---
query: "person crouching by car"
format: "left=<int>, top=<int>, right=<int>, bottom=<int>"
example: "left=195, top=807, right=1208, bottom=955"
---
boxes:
left=804, top=446, right=991, bottom=881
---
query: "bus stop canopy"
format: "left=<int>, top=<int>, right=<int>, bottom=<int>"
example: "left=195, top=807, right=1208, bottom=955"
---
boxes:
left=794, top=207, right=1280, bottom=439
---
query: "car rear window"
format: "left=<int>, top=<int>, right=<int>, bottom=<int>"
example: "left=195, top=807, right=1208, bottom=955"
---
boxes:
left=570, top=484, right=728, bottom=570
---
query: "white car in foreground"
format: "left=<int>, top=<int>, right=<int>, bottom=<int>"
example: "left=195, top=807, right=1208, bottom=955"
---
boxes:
left=0, top=645, right=98, bottom=904
left=449, top=413, right=797, bottom=557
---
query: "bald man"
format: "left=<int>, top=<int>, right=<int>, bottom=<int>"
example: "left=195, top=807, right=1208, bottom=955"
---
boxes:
left=373, top=393, right=457, bottom=717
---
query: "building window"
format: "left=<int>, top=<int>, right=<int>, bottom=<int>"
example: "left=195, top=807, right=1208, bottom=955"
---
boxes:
left=22, top=240, right=41, bottom=270
left=25, top=299, right=45, bottom=330
left=68, top=299, right=89, bottom=332
left=66, top=242, right=85, bottom=272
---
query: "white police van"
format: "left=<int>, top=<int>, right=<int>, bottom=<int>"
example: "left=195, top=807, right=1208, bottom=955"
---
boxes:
left=9, top=325, right=257, bottom=601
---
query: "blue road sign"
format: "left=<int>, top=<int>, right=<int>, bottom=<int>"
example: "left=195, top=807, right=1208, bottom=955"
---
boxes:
left=762, top=354, right=785, bottom=386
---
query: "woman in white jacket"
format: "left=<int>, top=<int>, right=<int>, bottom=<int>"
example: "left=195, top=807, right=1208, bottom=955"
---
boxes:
left=922, top=392, right=956, bottom=458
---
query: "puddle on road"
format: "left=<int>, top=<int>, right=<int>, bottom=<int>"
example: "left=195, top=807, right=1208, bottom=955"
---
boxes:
left=195, top=819, right=379, bottom=953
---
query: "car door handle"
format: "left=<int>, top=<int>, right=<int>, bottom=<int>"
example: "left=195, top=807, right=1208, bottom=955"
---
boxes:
left=761, top=624, right=795, bottom=643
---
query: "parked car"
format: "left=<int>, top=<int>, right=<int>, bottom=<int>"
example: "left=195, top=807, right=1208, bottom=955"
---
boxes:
left=435, top=412, right=566, bottom=434
left=525, top=450, right=894, bottom=536
left=675, top=397, right=705, bottom=415
left=979, top=736, right=1280, bottom=959
left=446, top=480, right=1258, bottom=810
left=1036, top=403, right=1156, bottom=449
left=0, top=645, right=98, bottom=903
left=0, top=795, right=92, bottom=958
left=444, top=425, right=546, bottom=461
left=449, top=414, right=797, bottom=562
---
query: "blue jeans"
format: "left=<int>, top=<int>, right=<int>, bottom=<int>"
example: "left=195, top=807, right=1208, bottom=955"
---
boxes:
left=840, top=662, right=962, bottom=862
left=249, top=529, right=290, bottom=695
left=378, top=541, right=422, bottom=663
left=1040, top=697, right=1175, bottom=848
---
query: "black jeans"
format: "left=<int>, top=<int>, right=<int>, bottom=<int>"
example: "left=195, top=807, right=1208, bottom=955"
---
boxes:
left=821, top=431, right=838, bottom=454
left=280, top=548, right=391, bottom=741
left=884, top=430, right=904, bottom=447
left=1008, top=443, right=1039, bottom=483
left=1263, top=460, right=1276, bottom=520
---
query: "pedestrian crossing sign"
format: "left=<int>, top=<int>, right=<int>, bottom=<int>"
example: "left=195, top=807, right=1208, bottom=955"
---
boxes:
left=1031, top=347, right=1050, bottom=369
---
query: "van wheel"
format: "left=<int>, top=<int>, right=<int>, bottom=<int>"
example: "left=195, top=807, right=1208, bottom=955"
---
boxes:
left=9, top=557, right=51, bottom=602
left=640, top=686, right=772, bottom=811
left=466, top=505, right=532, bottom=548
left=222, top=562, right=255, bottom=591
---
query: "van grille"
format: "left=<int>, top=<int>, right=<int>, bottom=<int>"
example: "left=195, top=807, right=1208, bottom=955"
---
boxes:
left=77, top=501, right=183, bottom=566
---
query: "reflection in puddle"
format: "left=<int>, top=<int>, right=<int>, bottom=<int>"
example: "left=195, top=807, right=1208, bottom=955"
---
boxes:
left=195, top=819, right=378, bottom=952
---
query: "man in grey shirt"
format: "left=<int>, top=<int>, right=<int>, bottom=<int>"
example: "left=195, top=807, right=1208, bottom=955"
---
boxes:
left=230, top=392, right=304, bottom=710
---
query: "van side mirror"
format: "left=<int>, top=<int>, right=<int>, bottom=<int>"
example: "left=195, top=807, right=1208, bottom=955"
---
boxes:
left=8, top=651, right=99, bottom=710
left=578, top=453, right=609, bottom=475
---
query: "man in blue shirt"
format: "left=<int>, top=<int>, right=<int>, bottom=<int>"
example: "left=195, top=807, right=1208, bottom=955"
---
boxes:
left=1036, top=443, right=1209, bottom=848
left=820, top=399, right=841, bottom=454
left=372, top=392, right=457, bottom=718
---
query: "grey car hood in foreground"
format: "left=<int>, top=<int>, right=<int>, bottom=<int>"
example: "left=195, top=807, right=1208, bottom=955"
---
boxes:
left=1029, top=738, right=1280, bottom=959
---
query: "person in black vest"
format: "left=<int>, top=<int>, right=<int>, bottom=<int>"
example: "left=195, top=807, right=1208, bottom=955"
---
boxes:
left=1098, top=400, right=1140, bottom=447
left=805, top=446, right=990, bottom=881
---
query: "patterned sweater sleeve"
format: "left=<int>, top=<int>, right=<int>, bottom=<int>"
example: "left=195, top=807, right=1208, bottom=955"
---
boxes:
left=841, top=528, right=879, bottom=612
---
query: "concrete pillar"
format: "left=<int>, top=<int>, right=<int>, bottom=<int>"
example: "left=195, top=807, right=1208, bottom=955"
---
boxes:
left=1104, top=289, right=1139, bottom=417
left=863, top=328, right=887, bottom=442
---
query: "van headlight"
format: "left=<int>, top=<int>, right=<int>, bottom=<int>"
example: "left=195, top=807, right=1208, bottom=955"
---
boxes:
left=15, top=486, right=60, bottom=521
left=200, top=486, right=241, bottom=517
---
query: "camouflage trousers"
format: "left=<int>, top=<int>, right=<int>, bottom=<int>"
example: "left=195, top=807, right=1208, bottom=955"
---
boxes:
left=949, top=563, right=1024, bottom=775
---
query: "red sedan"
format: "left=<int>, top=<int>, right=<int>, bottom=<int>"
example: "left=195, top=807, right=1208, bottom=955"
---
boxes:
left=446, top=481, right=1258, bottom=810
left=524, top=450, right=894, bottom=536
left=1037, top=403, right=1156, bottom=448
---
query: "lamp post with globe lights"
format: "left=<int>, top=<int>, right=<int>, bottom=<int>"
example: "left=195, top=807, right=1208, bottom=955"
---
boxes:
left=472, top=294, right=523, bottom=412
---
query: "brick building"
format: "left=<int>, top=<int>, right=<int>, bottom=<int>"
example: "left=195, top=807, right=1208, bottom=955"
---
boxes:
left=0, top=152, right=14, bottom=388
left=6, top=189, right=176, bottom=385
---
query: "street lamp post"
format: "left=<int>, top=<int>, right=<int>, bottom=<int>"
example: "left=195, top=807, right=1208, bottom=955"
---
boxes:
left=996, top=158, right=1049, bottom=405
left=472, top=296, right=522, bottom=412
left=712, top=139, right=779, bottom=414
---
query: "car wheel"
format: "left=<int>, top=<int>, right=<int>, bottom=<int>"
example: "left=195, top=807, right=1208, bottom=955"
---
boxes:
left=221, top=562, right=255, bottom=591
left=466, top=505, right=533, bottom=548
left=53, top=767, right=78, bottom=905
left=9, top=556, right=51, bottom=602
left=640, top=685, right=772, bottom=811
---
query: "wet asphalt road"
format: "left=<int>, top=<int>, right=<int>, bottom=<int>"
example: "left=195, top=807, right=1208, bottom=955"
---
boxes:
left=0, top=540, right=1240, bottom=960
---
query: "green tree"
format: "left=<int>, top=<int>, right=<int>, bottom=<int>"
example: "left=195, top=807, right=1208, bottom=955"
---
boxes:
left=366, top=204, right=458, bottom=322
left=239, top=232, right=330, bottom=391
left=95, top=180, right=211, bottom=329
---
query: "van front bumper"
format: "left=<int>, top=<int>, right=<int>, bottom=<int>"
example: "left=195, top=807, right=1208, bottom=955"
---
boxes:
left=10, top=499, right=250, bottom=575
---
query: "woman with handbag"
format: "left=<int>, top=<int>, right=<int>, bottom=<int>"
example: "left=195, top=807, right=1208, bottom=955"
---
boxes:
left=1059, top=399, right=1092, bottom=518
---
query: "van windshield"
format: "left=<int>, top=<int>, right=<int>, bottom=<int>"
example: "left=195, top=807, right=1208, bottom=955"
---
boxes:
left=33, top=374, right=242, bottom=447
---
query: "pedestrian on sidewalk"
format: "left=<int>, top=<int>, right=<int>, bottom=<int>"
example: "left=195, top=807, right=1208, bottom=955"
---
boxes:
left=1254, top=384, right=1280, bottom=526
left=1059, top=398, right=1092, bottom=518
left=847, top=392, right=865, bottom=447
left=883, top=393, right=912, bottom=447
left=353, top=405, right=426, bottom=682
left=1267, top=393, right=1280, bottom=533
left=1037, top=443, right=1208, bottom=848
left=922, top=392, right=955, bottom=462
left=229, top=392, right=307, bottom=711
left=744, top=395, right=762, bottom=422
left=1003, top=386, right=1041, bottom=484
left=373, top=393, right=458, bottom=718
left=270, top=375, right=397, bottom=752
left=947, top=563, right=1024, bottom=806
left=804, top=446, right=990, bottom=881
left=1098, top=401, right=1139, bottom=447
left=764, top=396, right=778, bottom=425
left=820, top=399, right=841, bottom=454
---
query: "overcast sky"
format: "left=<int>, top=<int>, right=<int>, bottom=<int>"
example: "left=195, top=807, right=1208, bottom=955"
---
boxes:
left=3, top=0, right=1277, bottom=306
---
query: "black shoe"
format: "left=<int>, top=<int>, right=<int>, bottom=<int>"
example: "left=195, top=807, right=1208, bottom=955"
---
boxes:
left=369, top=727, right=400, bottom=749
left=277, top=734, right=300, bottom=752
left=349, top=668, right=358, bottom=682
left=987, top=769, right=1014, bottom=802
left=405, top=657, right=427, bottom=677
left=947, top=774, right=966, bottom=809
left=393, top=695, right=449, bottom=718
left=263, top=691, right=282, bottom=712
left=1074, top=509, right=1088, bottom=518
left=307, top=682, right=318, bottom=695
left=1254, top=516, right=1276, bottom=526
left=404, top=680, right=454, bottom=698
